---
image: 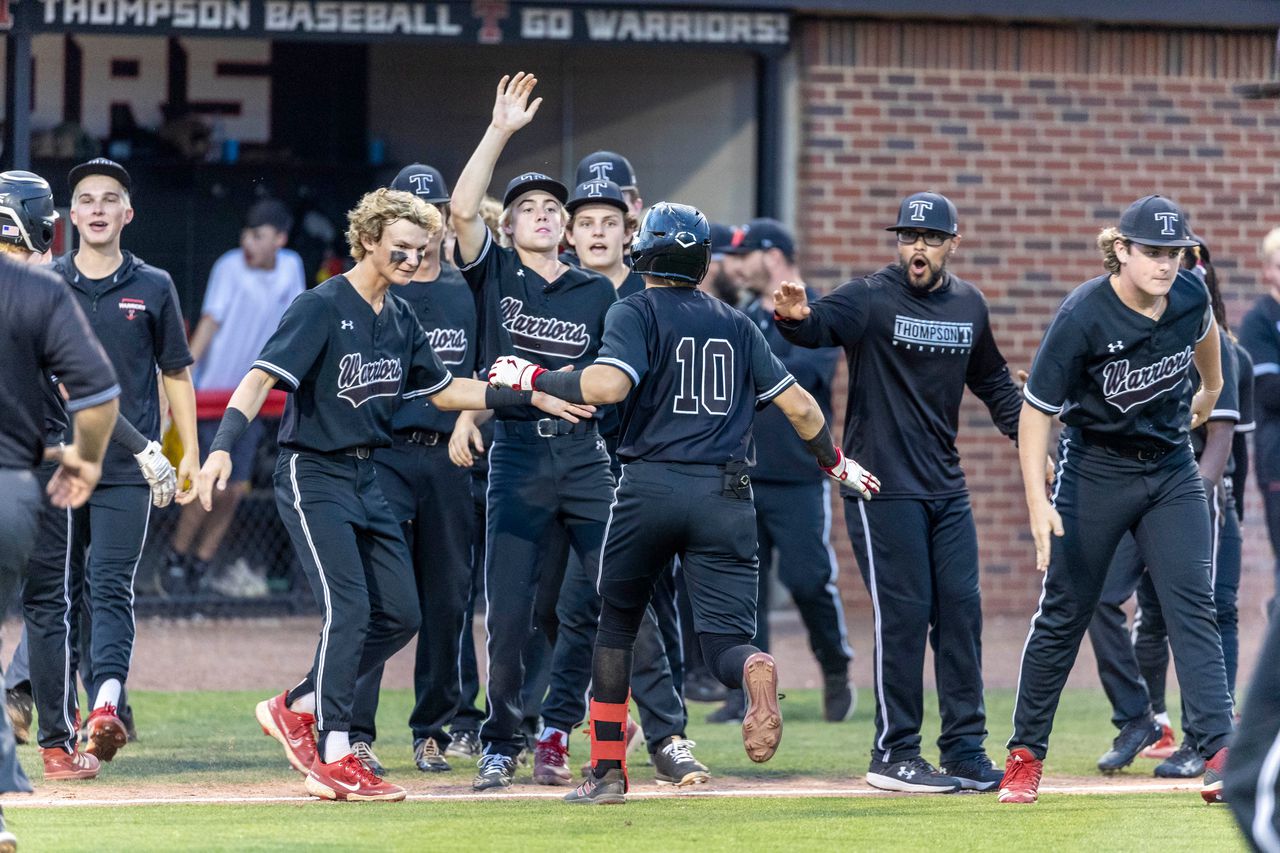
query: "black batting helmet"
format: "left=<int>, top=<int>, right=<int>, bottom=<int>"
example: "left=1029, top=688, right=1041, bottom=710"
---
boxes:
left=631, top=203, right=711, bottom=285
left=0, top=170, right=58, bottom=254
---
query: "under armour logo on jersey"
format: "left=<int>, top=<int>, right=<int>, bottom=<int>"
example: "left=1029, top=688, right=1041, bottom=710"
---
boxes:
left=408, top=173, right=434, bottom=196
left=1108, top=340, right=1124, bottom=353
left=581, top=179, right=609, bottom=198
left=341, top=320, right=354, bottom=330
left=1155, top=212, right=1179, bottom=236
left=908, top=200, right=934, bottom=221
left=587, top=162, right=614, bottom=181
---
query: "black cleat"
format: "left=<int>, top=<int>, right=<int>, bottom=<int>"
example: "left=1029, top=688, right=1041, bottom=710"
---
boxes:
left=351, top=741, right=386, bottom=777
left=1097, top=717, right=1162, bottom=774
left=473, top=753, right=516, bottom=791
left=1154, top=741, right=1205, bottom=778
left=564, top=768, right=627, bottom=805
left=942, top=753, right=1004, bottom=792
left=445, top=730, right=481, bottom=759
left=683, top=669, right=728, bottom=704
left=866, top=756, right=961, bottom=793
left=652, top=736, right=710, bottom=786
left=5, top=686, right=32, bottom=746
left=822, top=673, right=855, bottom=722
left=414, top=737, right=451, bottom=773
left=706, top=689, right=745, bottom=724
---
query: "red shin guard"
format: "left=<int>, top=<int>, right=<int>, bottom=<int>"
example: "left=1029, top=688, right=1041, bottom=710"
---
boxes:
left=588, top=696, right=631, bottom=789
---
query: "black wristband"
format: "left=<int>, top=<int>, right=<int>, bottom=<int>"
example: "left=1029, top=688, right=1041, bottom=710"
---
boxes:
left=532, top=369, right=588, bottom=404
left=484, top=386, right=533, bottom=410
left=803, top=423, right=840, bottom=468
left=111, top=415, right=149, bottom=455
left=210, top=408, right=250, bottom=455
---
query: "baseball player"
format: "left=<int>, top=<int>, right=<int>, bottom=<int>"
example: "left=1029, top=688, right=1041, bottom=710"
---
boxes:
left=487, top=202, right=879, bottom=804
left=564, top=179, right=643, bottom=297
left=1225, top=607, right=1280, bottom=849
left=346, top=163, right=479, bottom=776
left=1001, top=195, right=1234, bottom=805
left=773, top=192, right=1021, bottom=793
left=50, top=158, right=198, bottom=763
left=0, top=176, right=122, bottom=848
left=193, top=188, right=587, bottom=802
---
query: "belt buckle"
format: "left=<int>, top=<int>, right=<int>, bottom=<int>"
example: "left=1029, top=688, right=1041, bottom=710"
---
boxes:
left=536, top=418, right=558, bottom=438
left=354, top=446, right=370, bottom=460
left=1137, top=448, right=1158, bottom=462
left=423, top=432, right=440, bottom=446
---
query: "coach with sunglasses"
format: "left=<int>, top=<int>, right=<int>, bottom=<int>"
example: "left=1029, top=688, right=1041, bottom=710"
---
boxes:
left=772, top=191, right=1023, bottom=794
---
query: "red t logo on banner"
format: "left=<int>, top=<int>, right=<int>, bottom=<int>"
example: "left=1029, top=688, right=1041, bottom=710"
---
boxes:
left=472, top=0, right=508, bottom=44
left=0, top=1, right=13, bottom=31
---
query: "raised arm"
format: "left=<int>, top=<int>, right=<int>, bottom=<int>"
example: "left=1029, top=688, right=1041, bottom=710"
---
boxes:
left=772, top=280, right=866, bottom=349
left=451, top=73, right=543, bottom=265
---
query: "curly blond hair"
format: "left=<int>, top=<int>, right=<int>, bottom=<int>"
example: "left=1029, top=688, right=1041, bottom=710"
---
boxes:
left=478, top=195, right=505, bottom=248
left=346, top=188, right=441, bottom=262
left=1097, top=226, right=1129, bottom=274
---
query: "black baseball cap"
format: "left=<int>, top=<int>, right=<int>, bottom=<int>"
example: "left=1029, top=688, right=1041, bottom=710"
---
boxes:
left=709, top=223, right=735, bottom=259
left=245, top=198, right=293, bottom=233
left=502, top=172, right=568, bottom=209
left=1118, top=195, right=1197, bottom=248
left=566, top=179, right=629, bottom=215
left=574, top=151, right=637, bottom=189
left=725, top=218, right=795, bottom=260
left=887, top=191, right=959, bottom=236
left=391, top=163, right=450, bottom=204
left=68, top=157, right=132, bottom=197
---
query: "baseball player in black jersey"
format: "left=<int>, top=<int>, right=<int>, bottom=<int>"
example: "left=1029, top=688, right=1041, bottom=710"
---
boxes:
left=0, top=197, right=122, bottom=847
left=345, top=163, right=481, bottom=776
left=565, top=179, right=643, bottom=298
left=774, top=192, right=1021, bottom=793
left=1226, top=596, right=1280, bottom=848
left=1002, top=195, right=1234, bottom=805
left=54, top=158, right=198, bottom=765
left=194, top=188, right=585, bottom=802
left=487, top=202, right=879, bottom=805
left=451, top=73, right=687, bottom=792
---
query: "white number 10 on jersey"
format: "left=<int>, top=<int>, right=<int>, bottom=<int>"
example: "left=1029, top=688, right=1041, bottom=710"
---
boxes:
left=673, top=337, right=734, bottom=416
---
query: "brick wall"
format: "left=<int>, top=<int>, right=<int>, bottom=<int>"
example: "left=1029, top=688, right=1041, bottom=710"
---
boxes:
left=797, top=19, right=1280, bottom=615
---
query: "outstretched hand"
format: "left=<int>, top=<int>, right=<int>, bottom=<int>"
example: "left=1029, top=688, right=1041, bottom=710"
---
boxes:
left=492, top=72, right=543, bottom=134
left=772, top=281, right=811, bottom=321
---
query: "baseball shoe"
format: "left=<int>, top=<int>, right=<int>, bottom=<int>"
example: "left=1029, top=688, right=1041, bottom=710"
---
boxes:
left=997, top=748, right=1043, bottom=804
left=867, top=756, right=961, bottom=793
left=684, top=668, right=728, bottom=704
left=41, top=746, right=100, bottom=780
left=652, top=736, right=710, bottom=786
left=255, top=691, right=317, bottom=775
left=351, top=742, right=386, bottom=777
left=1201, top=747, right=1228, bottom=804
left=741, top=652, right=782, bottom=763
left=445, top=730, right=481, bottom=759
left=305, top=753, right=406, bottom=802
left=564, top=768, right=627, bottom=805
left=580, top=716, right=644, bottom=776
left=1097, top=716, right=1162, bottom=774
left=0, top=805, right=15, bottom=853
left=822, top=673, right=855, bottom=723
left=706, top=689, right=745, bottom=724
left=5, top=686, right=32, bottom=746
left=414, top=737, right=451, bottom=773
left=1155, top=741, right=1205, bottom=778
left=1140, top=723, right=1177, bottom=760
left=941, top=753, right=1004, bottom=792
left=534, top=730, right=572, bottom=785
left=84, top=705, right=128, bottom=763
left=473, top=753, right=517, bottom=791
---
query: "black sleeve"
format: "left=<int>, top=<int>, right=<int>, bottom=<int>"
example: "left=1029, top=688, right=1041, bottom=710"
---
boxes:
left=253, top=291, right=329, bottom=392
left=1023, top=307, right=1086, bottom=416
left=1239, top=303, right=1279, bottom=378
left=454, top=229, right=499, bottom=296
left=1236, top=345, right=1256, bottom=434
left=775, top=279, right=870, bottom=349
left=1257, top=375, right=1280, bottom=418
left=965, top=313, right=1021, bottom=440
left=155, top=273, right=195, bottom=372
left=748, top=322, right=796, bottom=407
left=42, top=286, right=120, bottom=412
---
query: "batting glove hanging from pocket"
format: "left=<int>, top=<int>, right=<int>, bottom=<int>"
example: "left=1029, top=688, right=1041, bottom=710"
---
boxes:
left=821, top=449, right=880, bottom=500
left=488, top=355, right=545, bottom=391
left=135, top=440, right=177, bottom=507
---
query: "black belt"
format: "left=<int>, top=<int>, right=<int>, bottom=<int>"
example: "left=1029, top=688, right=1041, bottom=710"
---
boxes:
left=495, top=418, right=599, bottom=441
left=394, top=430, right=447, bottom=447
left=316, top=446, right=373, bottom=460
left=1078, top=431, right=1175, bottom=462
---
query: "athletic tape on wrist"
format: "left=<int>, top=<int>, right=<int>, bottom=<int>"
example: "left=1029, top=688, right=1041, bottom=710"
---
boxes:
left=533, top=369, right=588, bottom=404
left=209, top=408, right=249, bottom=455
left=803, top=423, right=840, bottom=469
left=484, top=386, right=533, bottom=410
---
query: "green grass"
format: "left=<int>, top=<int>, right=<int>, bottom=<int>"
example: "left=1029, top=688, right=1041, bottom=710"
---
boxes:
left=5, top=688, right=1246, bottom=851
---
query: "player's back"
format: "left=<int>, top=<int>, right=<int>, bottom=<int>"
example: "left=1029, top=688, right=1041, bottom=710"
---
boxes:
left=601, top=286, right=794, bottom=465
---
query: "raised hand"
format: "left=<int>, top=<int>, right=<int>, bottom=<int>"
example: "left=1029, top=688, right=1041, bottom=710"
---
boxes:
left=772, top=281, right=811, bottom=321
left=492, top=72, right=543, bottom=134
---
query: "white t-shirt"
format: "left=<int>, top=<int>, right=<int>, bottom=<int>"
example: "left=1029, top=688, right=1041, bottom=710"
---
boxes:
left=195, top=247, right=306, bottom=390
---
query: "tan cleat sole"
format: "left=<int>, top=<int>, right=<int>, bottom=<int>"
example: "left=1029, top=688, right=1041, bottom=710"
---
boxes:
left=85, top=717, right=127, bottom=763
left=256, top=700, right=310, bottom=775
left=741, top=652, right=782, bottom=763
left=656, top=770, right=711, bottom=787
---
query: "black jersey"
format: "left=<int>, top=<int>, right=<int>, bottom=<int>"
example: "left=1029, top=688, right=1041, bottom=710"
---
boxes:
left=616, top=269, right=645, bottom=299
left=597, top=286, right=793, bottom=465
left=1190, top=327, right=1240, bottom=459
left=1024, top=270, right=1213, bottom=448
left=458, top=231, right=616, bottom=422
left=51, top=252, right=193, bottom=485
left=1235, top=341, right=1256, bottom=437
left=776, top=265, right=1020, bottom=499
left=389, top=265, right=477, bottom=435
left=743, top=292, right=840, bottom=484
left=253, top=275, right=453, bottom=453
left=0, top=258, right=120, bottom=470
left=1239, top=294, right=1280, bottom=481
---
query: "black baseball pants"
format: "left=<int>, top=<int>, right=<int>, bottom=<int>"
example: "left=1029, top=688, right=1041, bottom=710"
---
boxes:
left=0, top=467, right=41, bottom=794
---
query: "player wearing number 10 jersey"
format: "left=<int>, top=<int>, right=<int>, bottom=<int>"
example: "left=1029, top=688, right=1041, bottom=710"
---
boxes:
left=486, top=202, right=879, bottom=804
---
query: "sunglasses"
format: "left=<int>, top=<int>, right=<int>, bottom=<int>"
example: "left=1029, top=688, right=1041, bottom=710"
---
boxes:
left=895, top=229, right=950, bottom=247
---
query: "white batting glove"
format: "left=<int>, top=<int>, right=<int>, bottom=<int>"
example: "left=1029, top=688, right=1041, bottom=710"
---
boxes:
left=488, top=355, right=545, bottom=391
left=135, top=440, right=177, bottom=508
left=821, top=449, right=881, bottom=500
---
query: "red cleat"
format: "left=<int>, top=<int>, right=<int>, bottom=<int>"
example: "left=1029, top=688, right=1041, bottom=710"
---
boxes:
left=41, top=746, right=100, bottom=780
left=84, top=705, right=128, bottom=762
left=533, top=730, right=572, bottom=786
left=256, top=691, right=317, bottom=775
left=998, top=748, right=1043, bottom=804
left=1140, top=723, right=1177, bottom=760
left=305, top=753, right=406, bottom=802
left=1202, top=747, right=1227, bottom=804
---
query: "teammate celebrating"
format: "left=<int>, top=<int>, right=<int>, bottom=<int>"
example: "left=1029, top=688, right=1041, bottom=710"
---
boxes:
left=1001, top=195, right=1234, bottom=805
left=194, top=188, right=587, bottom=802
left=773, top=192, right=1021, bottom=793
left=489, top=203, right=878, bottom=804
left=564, top=179, right=642, bottom=297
